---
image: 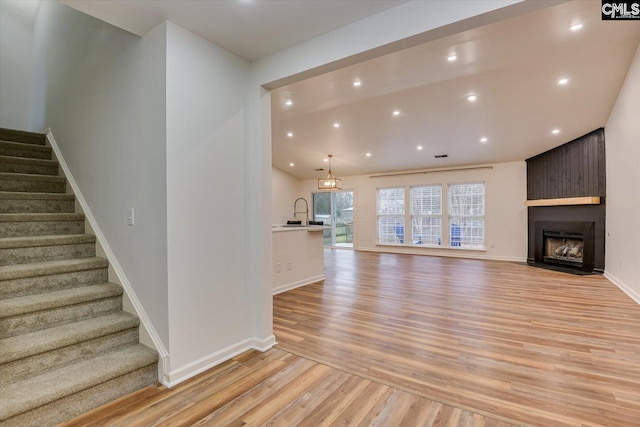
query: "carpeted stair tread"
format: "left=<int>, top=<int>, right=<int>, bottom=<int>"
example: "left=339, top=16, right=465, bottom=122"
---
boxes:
left=0, top=212, right=84, bottom=222
left=0, top=155, right=58, bottom=170
left=0, top=172, right=64, bottom=180
left=0, top=172, right=66, bottom=193
left=0, top=191, right=74, bottom=201
left=0, top=312, right=139, bottom=365
left=0, top=128, right=47, bottom=145
left=0, top=234, right=95, bottom=249
left=0, top=344, right=158, bottom=421
left=0, top=283, right=122, bottom=319
left=0, top=257, right=108, bottom=281
left=0, top=192, right=76, bottom=214
left=0, top=141, right=52, bottom=160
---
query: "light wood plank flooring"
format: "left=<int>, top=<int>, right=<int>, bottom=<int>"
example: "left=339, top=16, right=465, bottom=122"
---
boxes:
left=61, top=348, right=513, bottom=426
left=274, top=250, right=640, bottom=427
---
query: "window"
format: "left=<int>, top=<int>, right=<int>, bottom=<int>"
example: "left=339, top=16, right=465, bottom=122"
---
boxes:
left=377, top=187, right=405, bottom=244
left=411, top=185, right=442, bottom=246
left=448, top=183, right=485, bottom=248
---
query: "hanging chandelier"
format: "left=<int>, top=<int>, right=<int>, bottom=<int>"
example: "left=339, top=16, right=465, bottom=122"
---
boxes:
left=317, top=154, right=342, bottom=190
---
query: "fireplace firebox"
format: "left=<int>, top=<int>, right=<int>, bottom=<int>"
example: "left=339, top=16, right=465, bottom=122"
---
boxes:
left=533, top=221, right=595, bottom=274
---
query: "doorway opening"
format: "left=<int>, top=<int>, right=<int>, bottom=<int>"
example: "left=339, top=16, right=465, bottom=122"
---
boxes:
left=313, top=191, right=354, bottom=248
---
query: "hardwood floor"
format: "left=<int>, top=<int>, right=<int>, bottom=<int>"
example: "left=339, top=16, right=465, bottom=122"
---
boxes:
left=63, top=250, right=640, bottom=426
left=274, top=250, right=640, bottom=427
left=61, top=348, right=513, bottom=426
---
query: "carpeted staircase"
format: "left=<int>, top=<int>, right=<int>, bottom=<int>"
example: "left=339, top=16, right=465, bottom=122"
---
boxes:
left=0, top=128, right=158, bottom=426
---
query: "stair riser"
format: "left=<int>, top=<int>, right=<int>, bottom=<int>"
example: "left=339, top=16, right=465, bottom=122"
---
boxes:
left=0, top=145, right=51, bottom=160
left=0, top=131, right=46, bottom=145
left=0, top=297, right=122, bottom=339
left=0, top=243, right=96, bottom=266
left=0, top=220, right=84, bottom=238
left=0, top=161, right=58, bottom=176
left=0, top=178, right=66, bottom=193
left=1, top=363, right=157, bottom=427
left=0, top=328, right=139, bottom=386
left=0, top=198, right=75, bottom=213
left=0, top=268, right=108, bottom=299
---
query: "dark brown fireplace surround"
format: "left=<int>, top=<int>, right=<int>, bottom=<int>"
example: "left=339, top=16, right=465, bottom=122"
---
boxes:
left=526, top=129, right=605, bottom=274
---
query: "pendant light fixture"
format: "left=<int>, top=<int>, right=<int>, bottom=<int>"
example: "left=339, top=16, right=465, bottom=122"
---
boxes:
left=318, top=154, right=342, bottom=190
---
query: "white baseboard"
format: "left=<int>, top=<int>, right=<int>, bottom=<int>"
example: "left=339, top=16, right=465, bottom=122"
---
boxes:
left=44, top=129, right=170, bottom=380
left=357, top=246, right=526, bottom=263
left=605, top=271, right=640, bottom=305
left=273, top=274, right=325, bottom=295
left=163, top=335, right=277, bottom=388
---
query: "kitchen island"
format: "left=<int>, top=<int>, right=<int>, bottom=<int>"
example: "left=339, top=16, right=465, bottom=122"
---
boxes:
left=272, top=225, right=324, bottom=294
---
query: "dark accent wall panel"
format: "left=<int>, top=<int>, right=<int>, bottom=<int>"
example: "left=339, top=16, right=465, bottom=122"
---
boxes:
left=526, top=128, right=605, bottom=200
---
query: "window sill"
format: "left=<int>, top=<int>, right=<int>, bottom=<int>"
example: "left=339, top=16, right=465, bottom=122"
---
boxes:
left=376, top=243, right=486, bottom=251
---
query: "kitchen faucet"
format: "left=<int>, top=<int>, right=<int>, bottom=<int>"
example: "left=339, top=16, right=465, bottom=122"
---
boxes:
left=293, top=198, right=309, bottom=225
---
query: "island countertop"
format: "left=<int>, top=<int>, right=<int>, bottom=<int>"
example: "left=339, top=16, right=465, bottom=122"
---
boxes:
left=272, top=225, right=325, bottom=232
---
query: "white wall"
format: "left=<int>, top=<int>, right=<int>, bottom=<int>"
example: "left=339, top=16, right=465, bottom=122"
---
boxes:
left=298, top=161, right=527, bottom=261
left=165, top=22, right=257, bottom=382
left=272, top=166, right=302, bottom=225
left=605, top=41, right=640, bottom=302
left=28, top=1, right=169, bottom=346
left=0, top=0, right=37, bottom=130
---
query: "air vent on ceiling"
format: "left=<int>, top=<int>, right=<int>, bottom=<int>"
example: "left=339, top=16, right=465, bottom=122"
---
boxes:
left=434, top=154, right=448, bottom=159
left=314, top=168, right=325, bottom=171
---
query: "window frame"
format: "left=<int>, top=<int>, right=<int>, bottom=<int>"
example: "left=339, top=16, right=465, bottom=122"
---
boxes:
left=447, top=182, right=485, bottom=249
left=410, top=185, right=442, bottom=246
left=376, top=186, right=406, bottom=244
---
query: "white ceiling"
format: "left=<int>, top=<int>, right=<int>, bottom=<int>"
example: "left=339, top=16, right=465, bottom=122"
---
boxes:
left=272, top=0, right=640, bottom=179
left=61, top=0, right=407, bottom=62
left=62, top=0, right=640, bottom=181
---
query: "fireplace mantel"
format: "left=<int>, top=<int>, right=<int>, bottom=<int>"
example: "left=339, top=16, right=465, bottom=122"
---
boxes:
left=524, top=197, right=600, bottom=207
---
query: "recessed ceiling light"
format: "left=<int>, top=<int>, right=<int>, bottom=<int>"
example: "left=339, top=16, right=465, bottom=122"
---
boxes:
left=285, top=99, right=292, bottom=106
left=480, top=137, right=488, bottom=143
left=289, top=162, right=295, bottom=167
left=333, top=122, right=340, bottom=128
left=353, top=80, right=361, bottom=87
left=366, top=152, right=372, bottom=157
left=392, top=110, right=400, bottom=116
left=323, top=158, right=329, bottom=163
left=467, top=94, right=477, bottom=102
left=552, top=129, right=560, bottom=134
left=558, top=78, right=569, bottom=85
left=570, top=23, right=583, bottom=31
left=447, top=54, right=457, bottom=62
left=416, top=145, right=423, bottom=151
left=287, top=132, right=293, bottom=137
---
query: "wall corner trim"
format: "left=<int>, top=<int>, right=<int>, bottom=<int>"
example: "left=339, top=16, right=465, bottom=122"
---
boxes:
left=163, top=335, right=277, bottom=388
left=273, top=274, right=325, bottom=295
left=44, top=128, right=170, bottom=380
left=604, top=271, right=640, bottom=306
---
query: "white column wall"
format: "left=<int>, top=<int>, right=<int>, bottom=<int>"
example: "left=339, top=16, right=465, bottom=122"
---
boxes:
left=165, top=22, right=255, bottom=381
left=605, top=42, right=640, bottom=303
left=28, top=1, right=170, bottom=346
